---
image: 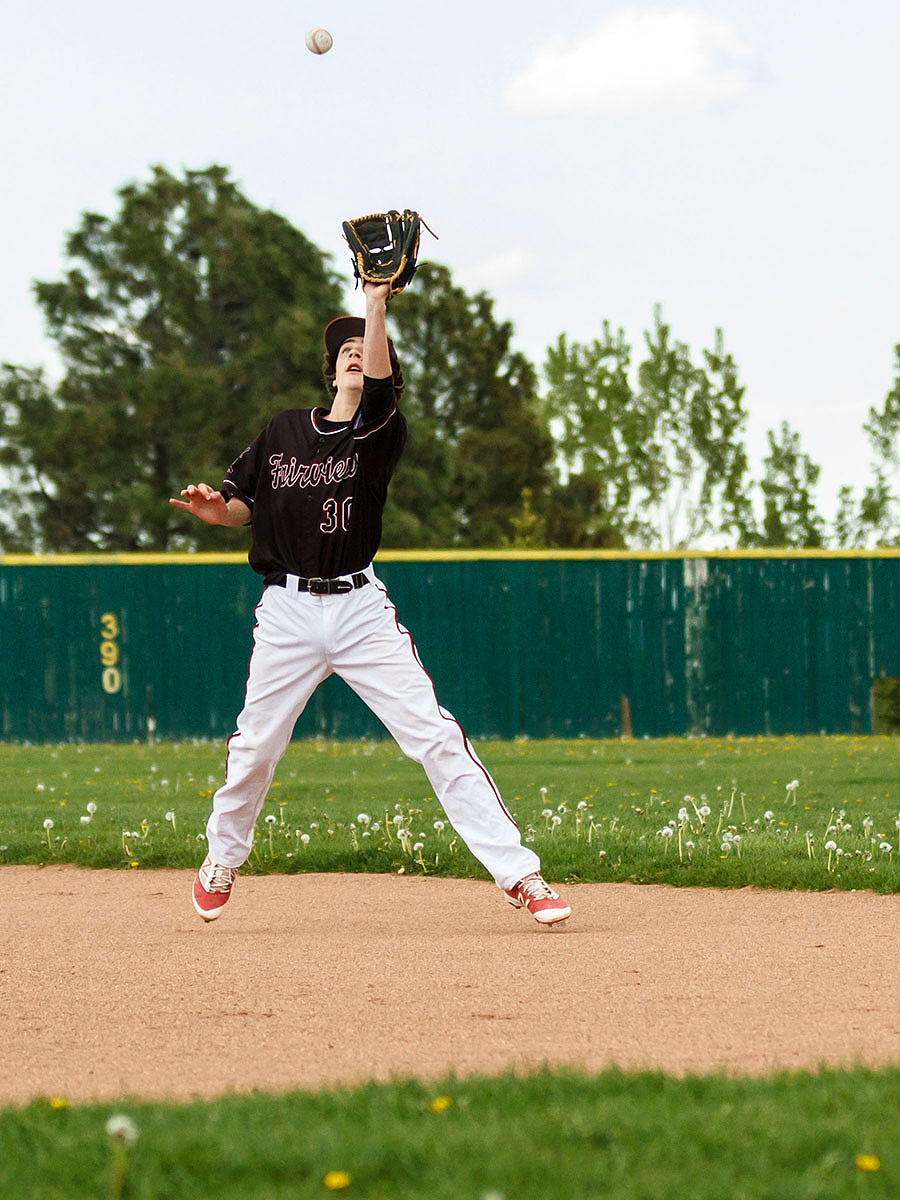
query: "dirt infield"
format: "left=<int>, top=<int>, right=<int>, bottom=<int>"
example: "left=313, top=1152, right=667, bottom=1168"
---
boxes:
left=3, top=865, right=900, bottom=1107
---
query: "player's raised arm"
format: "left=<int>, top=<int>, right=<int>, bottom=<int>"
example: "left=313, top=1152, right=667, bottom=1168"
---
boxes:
left=169, top=483, right=250, bottom=527
left=362, top=281, right=391, bottom=379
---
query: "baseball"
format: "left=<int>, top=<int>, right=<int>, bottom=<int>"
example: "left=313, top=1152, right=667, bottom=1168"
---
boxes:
left=306, top=28, right=333, bottom=55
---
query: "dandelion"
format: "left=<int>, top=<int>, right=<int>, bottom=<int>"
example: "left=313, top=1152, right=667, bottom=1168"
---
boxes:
left=541, top=808, right=553, bottom=819
left=43, top=817, right=54, bottom=829
left=49, top=1096, right=67, bottom=1109
left=80, top=815, right=91, bottom=826
left=699, top=805, right=711, bottom=818
left=323, top=1171, right=351, bottom=1190
left=300, top=833, right=310, bottom=846
left=86, top=801, right=97, bottom=814
left=106, top=1113, right=138, bottom=1144
left=880, top=842, right=892, bottom=854
left=855, top=1155, right=880, bottom=1173
left=764, top=811, right=774, bottom=822
left=357, top=812, right=371, bottom=826
left=825, top=839, right=837, bottom=872
left=106, top=1114, right=139, bottom=1200
left=164, top=810, right=176, bottom=832
left=428, top=1095, right=452, bottom=1113
left=433, top=819, right=445, bottom=832
left=264, top=814, right=277, bottom=824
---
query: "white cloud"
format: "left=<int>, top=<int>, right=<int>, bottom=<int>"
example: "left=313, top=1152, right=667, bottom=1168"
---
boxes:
left=504, top=9, right=758, bottom=116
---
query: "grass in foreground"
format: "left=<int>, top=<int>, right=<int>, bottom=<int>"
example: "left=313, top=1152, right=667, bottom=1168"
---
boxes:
left=2, top=736, right=900, bottom=892
left=2, top=1067, right=898, bottom=1200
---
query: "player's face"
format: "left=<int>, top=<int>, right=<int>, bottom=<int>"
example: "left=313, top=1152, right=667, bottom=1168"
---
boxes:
left=335, top=337, right=364, bottom=391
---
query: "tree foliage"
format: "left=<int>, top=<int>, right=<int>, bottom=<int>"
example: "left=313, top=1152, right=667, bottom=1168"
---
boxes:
left=543, top=307, right=753, bottom=548
left=0, top=165, right=343, bottom=551
left=834, top=345, right=900, bottom=546
left=4, top=164, right=898, bottom=554
left=384, top=263, right=554, bottom=547
left=753, top=421, right=825, bottom=548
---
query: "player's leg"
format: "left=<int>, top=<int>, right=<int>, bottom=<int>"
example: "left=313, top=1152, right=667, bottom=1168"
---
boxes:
left=332, top=580, right=570, bottom=921
left=194, top=587, right=329, bottom=919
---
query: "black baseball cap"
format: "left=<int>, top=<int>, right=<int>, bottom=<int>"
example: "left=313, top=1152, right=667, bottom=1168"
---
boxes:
left=323, top=315, right=399, bottom=369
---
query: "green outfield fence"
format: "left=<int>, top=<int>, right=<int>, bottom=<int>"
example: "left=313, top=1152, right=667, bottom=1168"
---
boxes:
left=2, top=550, right=900, bottom=743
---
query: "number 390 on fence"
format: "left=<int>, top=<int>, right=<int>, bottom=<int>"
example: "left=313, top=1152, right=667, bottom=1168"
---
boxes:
left=99, top=612, right=122, bottom=695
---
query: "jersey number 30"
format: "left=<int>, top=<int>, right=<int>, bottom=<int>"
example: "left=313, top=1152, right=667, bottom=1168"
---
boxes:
left=320, top=497, right=352, bottom=534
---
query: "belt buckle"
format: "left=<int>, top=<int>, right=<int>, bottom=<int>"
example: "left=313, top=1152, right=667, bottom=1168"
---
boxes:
left=306, top=577, right=328, bottom=595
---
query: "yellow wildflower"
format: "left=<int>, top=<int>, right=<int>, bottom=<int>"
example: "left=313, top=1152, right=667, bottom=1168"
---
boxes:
left=855, top=1155, right=880, bottom=1172
left=323, top=1170, right=351, bottom=1190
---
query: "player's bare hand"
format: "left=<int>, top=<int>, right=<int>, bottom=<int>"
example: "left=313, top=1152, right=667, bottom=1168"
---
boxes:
left=169, top=483, right=229, bottom=525
left=363, top=280, right=390, bottom=305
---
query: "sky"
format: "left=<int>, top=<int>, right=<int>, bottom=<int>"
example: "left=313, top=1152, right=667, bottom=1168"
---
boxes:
left=2, top=0, right=899, bottom=522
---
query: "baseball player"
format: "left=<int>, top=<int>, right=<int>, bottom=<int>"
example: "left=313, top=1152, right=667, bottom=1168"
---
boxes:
left=170, top=281, right=571, bottom=926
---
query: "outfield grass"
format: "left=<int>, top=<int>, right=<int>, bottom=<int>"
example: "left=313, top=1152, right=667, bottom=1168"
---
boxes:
left=2, top=1067, right=898, bottom=1199
left=2, top=735, right=900, bottom=892
left=5, top=736, right=900, bottom=1196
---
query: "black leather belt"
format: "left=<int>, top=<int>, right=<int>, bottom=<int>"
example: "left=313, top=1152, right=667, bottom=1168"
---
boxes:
left=270, top=573, right=369, bottom=595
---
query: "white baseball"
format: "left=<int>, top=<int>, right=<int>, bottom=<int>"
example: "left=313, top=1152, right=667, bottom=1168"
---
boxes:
left=306, top=28, right=333, bottom=55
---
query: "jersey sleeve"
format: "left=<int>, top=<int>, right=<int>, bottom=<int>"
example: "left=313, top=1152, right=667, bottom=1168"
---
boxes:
left=357, top=375, right=397, bottom=427
left=352, top=375, right=407, bottom=478
left=221, top=425, right=268, bottom=509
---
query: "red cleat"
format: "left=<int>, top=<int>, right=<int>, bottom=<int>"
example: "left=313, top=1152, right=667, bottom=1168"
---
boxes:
left=192, top=855, right=238, bottom=921
left=505, top=873, right=571, bottom=925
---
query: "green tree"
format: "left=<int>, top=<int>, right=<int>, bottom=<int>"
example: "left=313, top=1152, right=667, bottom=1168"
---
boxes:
left=0, top=165, right=343, bottom=552
left=542, top=324, right=636, bottom=546
left=834, top=345, right=900, bottom=546
left=755, top=421, right=825, bottom=547
left=635, top=308, right=752, bottom=548
left=542, top=308, right=752, bottom=548
left=384, top=262, right=554, bottom=547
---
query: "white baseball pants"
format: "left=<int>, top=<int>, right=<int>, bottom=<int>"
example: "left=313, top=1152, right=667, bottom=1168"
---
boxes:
left=205, top=569, right=541, bottom=890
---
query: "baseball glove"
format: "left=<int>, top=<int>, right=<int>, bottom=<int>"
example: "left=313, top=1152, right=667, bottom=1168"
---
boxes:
left=341, top=209, right=434, bottom=297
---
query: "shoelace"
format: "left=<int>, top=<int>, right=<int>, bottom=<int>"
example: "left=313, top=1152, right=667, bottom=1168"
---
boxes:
left=518, top=873, right=556, bottom=900
left=205, top=864, right=236, bottom=893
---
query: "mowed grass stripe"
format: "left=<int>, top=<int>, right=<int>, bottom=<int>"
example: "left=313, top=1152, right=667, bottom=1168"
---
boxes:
left=2, top=1067, right=897, bottom=1199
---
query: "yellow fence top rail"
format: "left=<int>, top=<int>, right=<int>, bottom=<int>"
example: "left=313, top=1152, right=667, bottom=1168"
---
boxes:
left=4, top=548, right=900, bottom=565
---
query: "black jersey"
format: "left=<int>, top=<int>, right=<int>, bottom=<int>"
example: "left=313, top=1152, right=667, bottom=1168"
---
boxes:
left=221, top=376, right=406, bottom=581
